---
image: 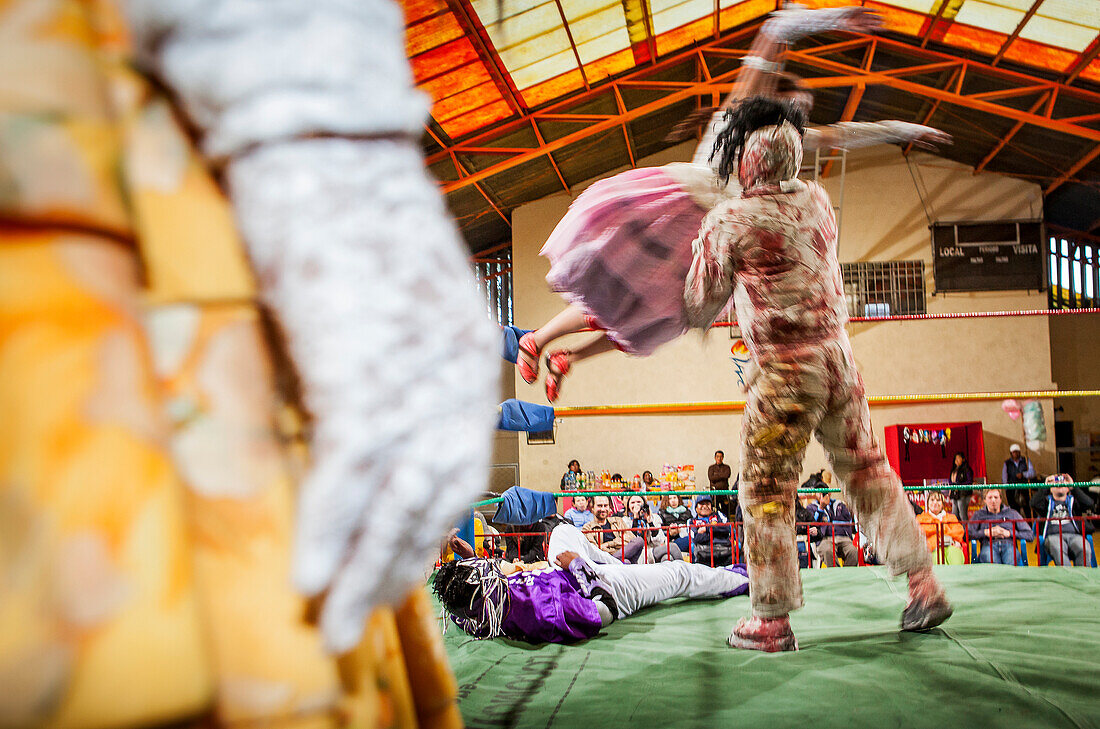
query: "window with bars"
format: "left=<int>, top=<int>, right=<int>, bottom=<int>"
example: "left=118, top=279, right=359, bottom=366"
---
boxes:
left=1048, top=234, right=1099, bottom=309
left=473, top=248, right=513, bottom=326
left=841, top=261, right=926, bottom=318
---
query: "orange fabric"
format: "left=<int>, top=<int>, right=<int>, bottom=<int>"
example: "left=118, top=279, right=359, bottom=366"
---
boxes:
left=916, top=510, right=965, bottom=552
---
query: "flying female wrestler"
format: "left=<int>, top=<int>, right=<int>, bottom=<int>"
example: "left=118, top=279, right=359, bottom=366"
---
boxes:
left=683, top=96, right=951, bottom=652
left=512, top=6, right=949, bottom=402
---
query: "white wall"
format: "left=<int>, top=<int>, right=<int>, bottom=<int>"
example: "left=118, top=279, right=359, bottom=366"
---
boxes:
left=511, top=142, right=1055, bottom=492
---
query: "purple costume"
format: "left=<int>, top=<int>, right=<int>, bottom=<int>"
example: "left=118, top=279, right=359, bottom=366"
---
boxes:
left=498, top=568, right=604, bottom=643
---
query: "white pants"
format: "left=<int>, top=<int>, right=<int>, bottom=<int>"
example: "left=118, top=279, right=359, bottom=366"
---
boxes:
left=547, top=524, right=747, bottom=617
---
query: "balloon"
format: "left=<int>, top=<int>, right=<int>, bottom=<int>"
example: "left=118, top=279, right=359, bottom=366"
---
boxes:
left=1001, top=399, right=1022, bottom=420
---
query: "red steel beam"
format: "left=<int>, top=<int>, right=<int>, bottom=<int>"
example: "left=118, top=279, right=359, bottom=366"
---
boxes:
left=1046, top=145, right=1100, bottom=195
left=530, top=119, right=571, bottom=193
left=903, top=66, right=961, bottom=157
left=425, top=124, right=511, bottom=228
left=974, top=91, right=1050, bottom=174
left=920, top=0, right=952, bottom=49
left=1065, top=34, right=1100, bottom=85
left=425, top=23, right=764, bottom=165
left=444, top=0, right=526, bottom=118
left=552, top=0, right=591, bottom=90
left=786, top=50, right=1100, bottom=143
left=991, top=0, right=1046, bottom=66
left=613, top=86, right=638, bottom=168
left=434, top=29, right=1100, bottom=195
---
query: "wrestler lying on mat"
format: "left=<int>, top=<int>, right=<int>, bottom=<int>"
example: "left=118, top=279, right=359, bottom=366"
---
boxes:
left=433, top=524, right=748, bottom=643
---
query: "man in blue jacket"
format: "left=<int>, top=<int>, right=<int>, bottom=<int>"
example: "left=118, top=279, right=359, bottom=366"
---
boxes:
left=1031, top=474, right=1095, bottom=566
left=817, top=483, right=860, bottom=567
left=967, top=488, right=1033, bottom=565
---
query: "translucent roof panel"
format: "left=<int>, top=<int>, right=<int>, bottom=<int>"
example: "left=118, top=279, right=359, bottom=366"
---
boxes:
left=401, top=0, right=1100, bottom=143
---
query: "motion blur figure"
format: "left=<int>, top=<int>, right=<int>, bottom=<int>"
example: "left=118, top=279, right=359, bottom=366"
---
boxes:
left=685, top=98, right=951, bottom=652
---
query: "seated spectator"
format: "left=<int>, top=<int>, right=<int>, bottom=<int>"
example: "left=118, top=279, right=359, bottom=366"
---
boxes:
left=916, top=491, right=965, bottom=565
left=1031, top=474, right=1096, bottom=566
left=968, top=488, right=1033, bottom=565
left=817, top=485, right=860, bottom=567
left=689, top=494, right=733, bottom=567
left=560, top=459, right=582, bottom=489
left=948, top=451, right=974, bottom=521
left=795, top=495, right=828, bottom=569
left=659, top=493, right=693, bottom=554
left=622, top=494, right=682, bottom=563
left=563, top=494, right=593, bottom=529
left=582, top=494, right=633, bottom=559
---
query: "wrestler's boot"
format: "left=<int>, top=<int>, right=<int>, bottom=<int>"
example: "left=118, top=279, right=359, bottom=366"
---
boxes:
left=727, top=615, right=798, bottom=652
left=901, top=566, right=953, bottom=631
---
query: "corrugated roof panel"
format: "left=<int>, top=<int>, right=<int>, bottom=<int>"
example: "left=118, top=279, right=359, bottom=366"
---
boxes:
left=651, top=0, right=712, bottom=35
left=508, top=45, right=578, bottom=87
left=522, top=69, right=586, bottom=105
left=403, top=0, right=449, bottom=24
left=952, top=1, right=1024, bottom=35
left=719, top=0, right=775, bottom=33
left=1002, top=37, right=1080, bottom=71
left=410, top=37, right=481, bottom=84
left=865, top=1, right=931, bottom=36
left=1082, top=58, right=1100, bottom=83
left=941, top=21, right=1007, bottom=55
left=654, top=15, right=712, bottom=56
left=419, top=63, right=493, bottom=104
left=1019, top=15, right=1096, bottom=52
left=583, top=47, right=636, bottom=80
left=432, top=79, right=501, bottom=121
left=1039, top=0, right=1100, bottom=30
left=405, top=11, right=465, bottom=56
left=873, top=0, right=938, bottom=14
left=567, top=4, right=631, bottom=61
left=441, top=99, right=514, bottom=137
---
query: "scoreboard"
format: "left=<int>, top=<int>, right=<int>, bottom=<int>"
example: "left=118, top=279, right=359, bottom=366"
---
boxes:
left=931, top=220, right=1044, bottom=292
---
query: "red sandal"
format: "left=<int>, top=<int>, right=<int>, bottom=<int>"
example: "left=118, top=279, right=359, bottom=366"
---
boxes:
left=545, top=350, right=572, bottom=403
left=517, top=332, right=540, bottom=384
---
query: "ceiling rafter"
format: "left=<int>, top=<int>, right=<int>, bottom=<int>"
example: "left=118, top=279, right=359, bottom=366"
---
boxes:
left=552, top=0, right=591, bottom=90
left=426, top=124, right=512, bottom=228
left=444, top=0, right=527, bottom=118
left=991, top=0, right=1046, bottom=66
left=613, top=86, right=638, bottom=168
left=1065, top=34, right=1100, bottom=85
left=426, top=23, right=764, bottom=165
left=822, top=39, right=875, bottom=177
left=920, top=0, right=951, bottom=49
left=530, top=119, right=571, bottom=193
left=903, top=66, right=962, bottom=157
left=1047, top=145, right=1100, bottom=195
left=973, top=92, right=1051, bottom=175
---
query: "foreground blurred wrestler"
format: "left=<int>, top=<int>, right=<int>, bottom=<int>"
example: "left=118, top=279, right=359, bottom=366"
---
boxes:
left=685, top=97, right=952, bottom=652
left=434, top=525, right=748, bottom=643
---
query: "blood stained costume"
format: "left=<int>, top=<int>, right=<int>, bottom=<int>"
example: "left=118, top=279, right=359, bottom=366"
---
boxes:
left=435, top=525, right=748, bottom=644
left=684, top=103, right=950, bottom=650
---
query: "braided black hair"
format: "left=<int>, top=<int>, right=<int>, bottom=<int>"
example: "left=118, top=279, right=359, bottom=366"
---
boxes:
left=709, top=96, right=808, bottom=186
left=432, top=560, right=480, bottom=616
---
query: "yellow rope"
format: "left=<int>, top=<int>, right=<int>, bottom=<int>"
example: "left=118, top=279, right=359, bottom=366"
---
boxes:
left=554, top=389, right=1100, bottom=417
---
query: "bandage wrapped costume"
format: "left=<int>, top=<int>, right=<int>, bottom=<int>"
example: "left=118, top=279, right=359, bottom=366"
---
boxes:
left=684, top=121, right=931, bottom=619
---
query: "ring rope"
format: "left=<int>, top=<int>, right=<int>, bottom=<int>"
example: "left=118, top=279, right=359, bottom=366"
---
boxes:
left=554, top=389, right=1100, bottom=417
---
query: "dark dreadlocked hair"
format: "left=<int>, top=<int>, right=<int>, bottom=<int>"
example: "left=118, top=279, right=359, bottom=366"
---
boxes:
left=432, top=560, right=480, bottom=616
left=709, top=96, right=808, bottom=186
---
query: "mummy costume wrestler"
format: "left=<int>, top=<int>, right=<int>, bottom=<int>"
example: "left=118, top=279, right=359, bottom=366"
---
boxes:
left=514, top=6, right=948, bottom=402
left=434, top=524, right=748, bottom=643
left=683, top=98, right=952, bottom=653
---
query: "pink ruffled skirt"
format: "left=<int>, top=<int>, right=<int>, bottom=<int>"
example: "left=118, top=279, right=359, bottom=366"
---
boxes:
left=540, top=167, right=707, bottom=356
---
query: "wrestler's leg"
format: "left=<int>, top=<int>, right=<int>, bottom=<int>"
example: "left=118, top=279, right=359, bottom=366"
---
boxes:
left=815, top=343, right=950, bottom=630
left=728, top=359, right=825, bottom=652
left=547, top=523, right=621, bottom=566
left=588, top=560, right=748, bottom=617
left=516, top=305, right=588, bottom=381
